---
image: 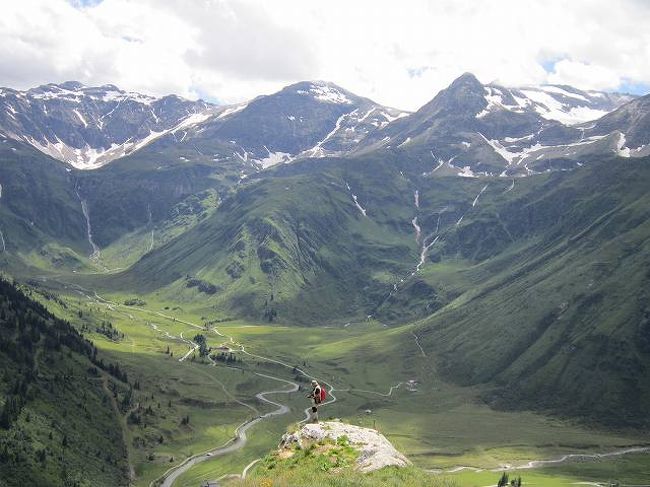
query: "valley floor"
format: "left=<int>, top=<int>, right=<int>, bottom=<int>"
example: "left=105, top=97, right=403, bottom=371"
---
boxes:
left=27, top=275, right=650, bottom=487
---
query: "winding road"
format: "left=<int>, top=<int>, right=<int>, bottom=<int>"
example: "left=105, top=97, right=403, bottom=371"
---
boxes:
left=177, top=331, right=199, bottom=362
left=425, top=446, right=650, bottom=475
left=36, top=277, right=650, bottom=486
left=157, top=373, right=300, bottom=487
left=151, top=342, right=339, bottom=486
left=337, top=382, right=403, bottom=398
left=49, top=280, right=340, bottom=487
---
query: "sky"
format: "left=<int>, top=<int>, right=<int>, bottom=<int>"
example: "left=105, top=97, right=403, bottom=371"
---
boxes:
left=1, top=0, right=649, bottom=110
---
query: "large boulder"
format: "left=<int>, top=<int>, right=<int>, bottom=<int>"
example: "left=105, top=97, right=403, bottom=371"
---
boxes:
left=282, top=421, right=411, bottom=473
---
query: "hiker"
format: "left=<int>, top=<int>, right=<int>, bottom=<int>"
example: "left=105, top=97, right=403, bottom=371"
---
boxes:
left=306, top=379, right=325, bottom=423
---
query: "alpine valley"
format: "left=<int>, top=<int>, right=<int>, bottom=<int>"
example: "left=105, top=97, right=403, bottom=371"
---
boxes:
left=1, top=73, right=649, bottom=487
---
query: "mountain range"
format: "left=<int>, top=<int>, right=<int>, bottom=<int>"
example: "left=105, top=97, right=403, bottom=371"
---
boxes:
left=0, top=73, right=644, bottom=264
left=1, top=72, right=649, bottom=433
left=0, top=74, right=641, bottom=174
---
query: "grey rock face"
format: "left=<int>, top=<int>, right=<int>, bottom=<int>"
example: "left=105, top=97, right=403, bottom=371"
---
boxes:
left=354, top=73, right=640, bottom=178
left=181, top=80, right=408, bottom=170
left=585, top=95, right=650, bottom=151
left=0, top=76, right=644, bottom=178
left=0, top=82, right=215, bottom=169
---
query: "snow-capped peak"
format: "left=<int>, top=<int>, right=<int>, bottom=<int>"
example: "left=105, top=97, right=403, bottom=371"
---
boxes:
left=296, top=81, right=353, bottom=104
left=28, top=81, right=159, bottom=106
left=0, top=81, right=215, bottom=169
left=474, top=81, right=634, bottom=125
left=516, top=86, right=609, bottom=125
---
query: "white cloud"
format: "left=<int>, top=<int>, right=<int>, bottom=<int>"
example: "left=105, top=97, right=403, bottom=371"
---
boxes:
left=0, top=0, right=649, bottom=109
left=547, top=60, right=622, bottom=91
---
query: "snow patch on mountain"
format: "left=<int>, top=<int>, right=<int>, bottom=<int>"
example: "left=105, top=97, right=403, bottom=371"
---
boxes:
left=217, top=103, right=248, bottom=119
left=0, top=81, right=215, bottom=169
left=381, top=110, right=409, bottom=123
left=255, top=146, right=293, bottom=169
left=31, top=83, right=156, bottom=106
left=345, top=182, right=368, bottom=217
left=299, top=82, right=353, bottom=104
left=457, top=166, right=476, bottom=178
left=478, top=133, right=518, bottom=164
left=397, top=137, right=412, bottom=147
left=616, top=132, right=630, bottom=157
left=304, top=111, right=354, bottom=157
left=25, top=110, right=214, bottom=169
left=476, top=86, right=513, bottom=118
left=73, top=109, right=88, bottom=127
left=518, top=87, right=610, bottom=124
left=472, top=184, right=489, bottom=207
left=474, top=83, right=631, bottom=126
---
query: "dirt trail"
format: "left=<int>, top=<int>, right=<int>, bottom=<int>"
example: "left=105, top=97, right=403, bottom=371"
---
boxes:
left=101, top=376, right=136, bottom=482
left=335, top=382, right=402, bottom=399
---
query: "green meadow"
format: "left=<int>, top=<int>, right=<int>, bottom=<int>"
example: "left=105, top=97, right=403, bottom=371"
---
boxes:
left=27, top=277, right=650, bottom=487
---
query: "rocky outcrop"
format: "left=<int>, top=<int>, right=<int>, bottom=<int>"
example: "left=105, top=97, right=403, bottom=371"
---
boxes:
left=279, top=421, right=411, bottom=473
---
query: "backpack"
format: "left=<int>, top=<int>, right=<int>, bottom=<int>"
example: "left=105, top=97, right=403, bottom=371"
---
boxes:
left=319, top=386, right=327, bottom=403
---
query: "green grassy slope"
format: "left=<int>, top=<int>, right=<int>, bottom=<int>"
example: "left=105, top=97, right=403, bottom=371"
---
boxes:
left=5, top=134, right=649, bottom=452
left=111, top=163, right=406, bottom=323
left=0, top=279, right=128, bottom=486
left=0, top=137, right=234, bottom=274
left=0, top=140, right=88, bottom=265
left=101, top=153, right=650, bottom=429
left=267, top=154, right=650, bottom=428
left=23, top=279, right=650, bottom=485
left=109, top=154, right=496, bottom=324
left=74, top=156, right=222, bottom=248
left=408, top=156, right=650, bottom=427
left=25, top=281, right=309, bottom=487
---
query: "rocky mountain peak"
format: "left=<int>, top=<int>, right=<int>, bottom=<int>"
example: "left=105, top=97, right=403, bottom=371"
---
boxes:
left=57, top=80, right=85, bottom=90
left=449, top=71, right=483, bottom=90
left=284, top=80, right=355, bottom=105
left=416, top=72, right=487, bottom=119
left=0, top=81, right=214, bottom=169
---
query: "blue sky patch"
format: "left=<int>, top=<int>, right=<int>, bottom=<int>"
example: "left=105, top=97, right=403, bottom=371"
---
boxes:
left=618, top=80, right=650, bottom=96
left=68, top=0, right=103, bottom=8
left=540, top=58, right=563, bottom=73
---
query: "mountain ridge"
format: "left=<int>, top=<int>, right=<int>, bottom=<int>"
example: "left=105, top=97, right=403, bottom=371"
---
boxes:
left=2, top=72, right=650, bottom=485
left=1, top=72, right=648, bottom=275
left=0, top=81, right=216, bottom=169
left=0, top=75, right=638, bottom=172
